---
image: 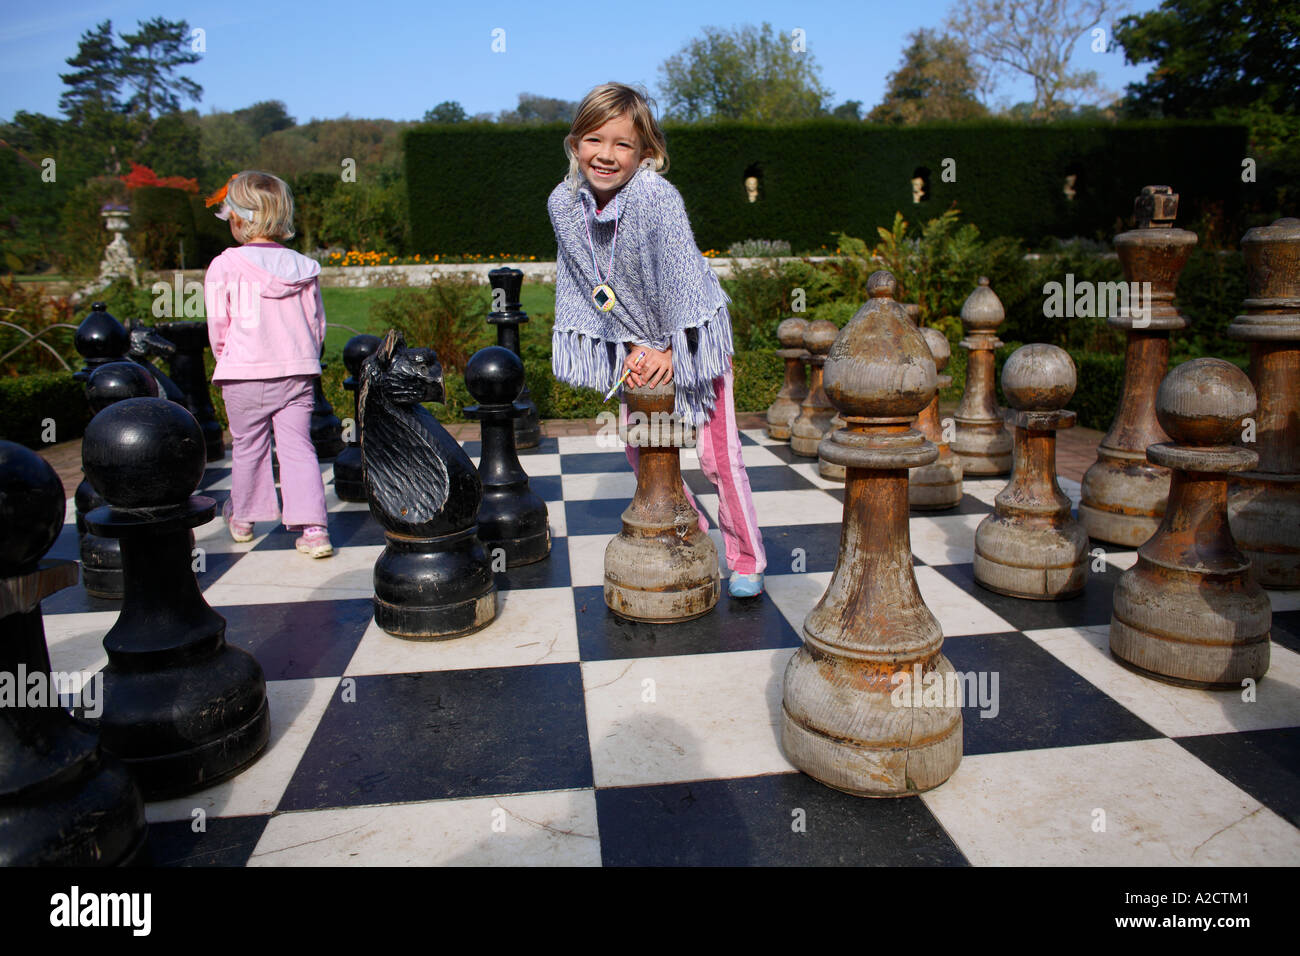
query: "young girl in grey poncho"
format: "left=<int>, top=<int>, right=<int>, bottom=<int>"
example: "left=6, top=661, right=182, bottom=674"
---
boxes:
left=547, top=82, right=767, bottom=597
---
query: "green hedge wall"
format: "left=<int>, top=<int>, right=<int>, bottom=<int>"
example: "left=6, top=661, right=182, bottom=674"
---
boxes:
left=0, top=372, right=90, bottom=447
left=405, top=121, right=1246, bottom=256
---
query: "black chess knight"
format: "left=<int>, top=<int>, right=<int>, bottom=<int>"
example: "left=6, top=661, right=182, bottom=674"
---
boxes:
left=360, top=330, right=497, bottom=638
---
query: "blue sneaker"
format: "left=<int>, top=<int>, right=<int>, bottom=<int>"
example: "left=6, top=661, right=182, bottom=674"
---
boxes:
left=728, top=571, right=764, bottom=598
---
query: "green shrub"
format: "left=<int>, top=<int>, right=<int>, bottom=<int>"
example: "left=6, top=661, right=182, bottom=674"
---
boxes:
left=0, top=372, right=90, bottom=447
left=367, top=276, right=493, bottom=372
left=129, top=186, right=199, bottom=272
left=0, top=277, right=78, bottom=376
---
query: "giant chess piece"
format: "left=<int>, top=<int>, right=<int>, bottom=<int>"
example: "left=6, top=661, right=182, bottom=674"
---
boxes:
left=0, top=441, right=148, bottom=865
left=766, top=317, right=809, bottom=441
left=1110, top=358, right=1271, bottom=688
left=80, top=398, right=270, bottom=798
left=951, top=278, right=1012, bottom=475
left=332, top=333, right=381, bottom=502
left=910, top=327, right=964, bottom=510
left=1228, top=217, right=1300, bottom=589
left=310, top=342, right=344, bottom=461
left=152, top=320, right=225, bottom=461
left=487, top=267, right=542, bottom=450
left=974, top=344, right=1087, bottom=599
left=605, top=381, right=720, bottom=622
left=790, top=319, right=838, bottom=457
left=465, top=345, right=550, bottom=567
left=361, top=330, right=497, bottom=638
left=1080, top=186, right=1197, bottom=546
left=782, top=270, right=961, bottom=797
left=74, top=362, right=159, bottom=599
left=124, top=318, right=186, bottom=404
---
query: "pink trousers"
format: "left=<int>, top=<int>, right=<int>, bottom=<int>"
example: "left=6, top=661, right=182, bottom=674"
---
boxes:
left=621, top=369, right=766, bottom=575
left=221, top=375, right=328, bottom=530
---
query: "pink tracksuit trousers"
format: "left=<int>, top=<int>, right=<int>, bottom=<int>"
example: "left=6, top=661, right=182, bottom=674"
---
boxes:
left=222, top=375, right=328, bottom=530
left=622, top=369, right=767, bottom=575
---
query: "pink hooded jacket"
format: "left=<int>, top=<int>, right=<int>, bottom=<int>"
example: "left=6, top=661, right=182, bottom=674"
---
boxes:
left=204, top=243, right=325, bottom=383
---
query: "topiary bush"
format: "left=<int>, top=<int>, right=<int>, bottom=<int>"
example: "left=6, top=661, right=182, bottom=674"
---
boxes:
left=0, top=372, right=90, bottom=447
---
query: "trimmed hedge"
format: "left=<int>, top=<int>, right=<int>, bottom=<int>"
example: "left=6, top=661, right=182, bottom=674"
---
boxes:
left=405, top=121, right=1247, bottom=257
left=0, top=372, right=90, bottom=448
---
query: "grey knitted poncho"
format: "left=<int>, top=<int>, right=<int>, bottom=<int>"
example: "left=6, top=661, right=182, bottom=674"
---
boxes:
left=547, top=162, right=734, bottom=425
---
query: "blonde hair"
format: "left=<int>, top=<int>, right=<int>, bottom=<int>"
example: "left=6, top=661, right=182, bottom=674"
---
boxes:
left=227, top=170, right=296, bottom=242
left=563, top=83, right=669, bottom=194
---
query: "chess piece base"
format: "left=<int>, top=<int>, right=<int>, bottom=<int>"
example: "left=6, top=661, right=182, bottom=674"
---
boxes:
left=373, top=530, right=498, bottom=639
left=909, top=457, right=963, bottom=511
left=818, top=456, right=845, bottom=482
left=1079, top=450, right=1169, bottom=547
left=1229, top=473, right=1300, bottom=589
left=604, top=531, right=720, bottom=623
left=974, top=516, right=1088, bottom=600
left=1110, top=565, right=1271, bottom=687
left=951, top=422, right=1012, bottom=476
left=781, top=649, right=963, bottom=797
left=332, top=448, right=366, bottom=502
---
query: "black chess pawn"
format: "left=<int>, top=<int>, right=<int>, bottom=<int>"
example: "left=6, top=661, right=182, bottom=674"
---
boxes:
left=310, top=342, right=344, bottom=461
left=464, top=346, right=550, bottom=567
left=75, top=362, right=159, bottom=599
left=361, top=330, right=497, bottom=638
left=152, top=320, right=225, bottom=461
left=486, top=267, right=542, bottom=449
left=0, top=441, right=148, bottom=865
left=80, top=398, right=270, bottom=798
left=332, top=334, right=382, bottom=502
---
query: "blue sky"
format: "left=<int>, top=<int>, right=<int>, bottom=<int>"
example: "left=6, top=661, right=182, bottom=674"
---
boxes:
left=2, top=0, right=1164, bottom=124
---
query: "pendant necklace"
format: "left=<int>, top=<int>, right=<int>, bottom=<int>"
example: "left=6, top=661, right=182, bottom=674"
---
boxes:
left=582, top=192, right=619, bottom=312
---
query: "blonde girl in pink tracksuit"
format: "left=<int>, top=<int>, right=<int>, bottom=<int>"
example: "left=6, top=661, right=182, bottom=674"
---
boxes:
left=204, top=170, right=332, bottom=558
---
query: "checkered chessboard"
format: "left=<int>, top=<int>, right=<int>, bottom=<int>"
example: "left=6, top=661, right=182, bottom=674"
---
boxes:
left=36, top=429, right=1300, bottom=866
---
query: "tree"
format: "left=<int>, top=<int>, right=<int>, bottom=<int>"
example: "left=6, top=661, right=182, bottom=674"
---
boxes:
left=117, top=17, right=202, bottom=124
left=868, top=29, right=989, bottom=124
left=947, top=0, right=1117, bottom=120
left=424, top=101, right=468, bottom=124
left=58, top=20, right=123, bottom=121
left=234, top=100, right=296, bottom=139
left=1113, top=0, right=1300, bottom=119
left=657, top=22, right=833, bottom=121
left=496, top=93, right=577, bottom=125
left=831, top=100, right=864, bottom=121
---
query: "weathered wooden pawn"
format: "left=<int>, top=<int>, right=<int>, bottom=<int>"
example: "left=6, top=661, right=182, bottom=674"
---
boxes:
left=74, top=362, right=159, bottom=600
left=951, top=278, right=1012, bottom=475
left=974, top=344, right=1087, bottom=599
left=604, top=382, right=719, bottom=622
left=0, top=441, right=148, bottom=865
left=910, top=327, right=964, bottom=510
left=1227, top=217, right=1300, bottom=589
left=766, top=317, right=809, bottom=441
left=151, top=320, right=225, bottom=461
left=790, top=320, right=839, bottom=458
left=80, top=398, right=270, bottom=797
left=361, top=331, right=497, bottom=638
left=487, top=267, right=541, bottom=450
left=332, top=333, right=381, bottom=502
left=1080, top=186, right=1197, bottom=546
left=464, top=345, right=550, bottom=566
left=782, top=269, right=961, bottom=797
left=1110, top=358, right=1271, bottom=688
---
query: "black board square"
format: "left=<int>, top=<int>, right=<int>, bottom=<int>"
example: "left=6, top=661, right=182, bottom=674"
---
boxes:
left=1175, top=727, right=1300, bottom=828
left=215, top=597, right=373, bottom=680
left=147, top=814, right=270, bottom=867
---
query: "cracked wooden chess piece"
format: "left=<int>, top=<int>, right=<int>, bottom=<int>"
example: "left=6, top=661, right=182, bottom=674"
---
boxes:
left=1227, top=217, right=1300, bottom=589
left=465, top=345, right=550, bottom=567
left=605, top=381, right=719, bottom=622
left=910, top=327, right=963, bottom=511
left=0, top=440, right=148, bottom=865
left=74, top=362, right=159, bottom=600
left=332, top=333, right=381, bottom=502
left=974, top=344, right=1087, bottom=599
left=152, top=320, right=225, bottom=461
left=1110, top=358, right=1271, bottom=688
left=766, top=317, right=809, bottom=441
left=951, top=278, right=1012, bottom=476
left=80, top=398, right=270, bottom=798
left=790, top=319, right=838, bottom=458
left=782, top=269, right=961, bottom=796
left=1080, top=186, right=1197, bottom=546
left=310, top=342, right=344, bottom=461
left=487, top=267, right=542, bottom=450
left=361, top=330, right=497, bottom=638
